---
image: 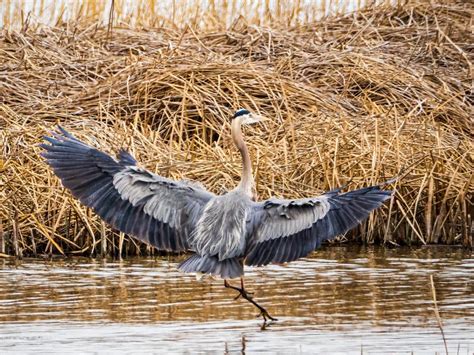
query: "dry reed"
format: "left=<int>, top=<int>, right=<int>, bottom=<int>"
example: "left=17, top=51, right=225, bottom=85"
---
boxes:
left=0, top=0, right=472, bottom=257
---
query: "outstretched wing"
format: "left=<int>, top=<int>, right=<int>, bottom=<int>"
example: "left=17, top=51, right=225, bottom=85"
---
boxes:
left=41, top=126, right=214, bottom=252
left=245, top=185, right=392, bottom=266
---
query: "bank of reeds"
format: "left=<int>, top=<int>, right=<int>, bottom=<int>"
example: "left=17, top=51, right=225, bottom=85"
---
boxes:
left=0, top=0, right=472, bottom=257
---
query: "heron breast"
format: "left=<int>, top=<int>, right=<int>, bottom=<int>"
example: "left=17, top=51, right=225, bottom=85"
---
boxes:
left=191, top=193, right=249, bottom=260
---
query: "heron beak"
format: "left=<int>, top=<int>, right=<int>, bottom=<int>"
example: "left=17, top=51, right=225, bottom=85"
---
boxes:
left=245, top=113, right=268, bottom=125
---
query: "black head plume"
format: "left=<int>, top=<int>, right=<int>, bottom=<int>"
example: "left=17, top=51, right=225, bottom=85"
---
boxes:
left=232, top=109, right=250, bottom=120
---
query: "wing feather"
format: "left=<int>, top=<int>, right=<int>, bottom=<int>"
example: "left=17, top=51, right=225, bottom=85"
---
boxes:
left=41, top=126, right=214, bottom=252
left=245, top=185, right=392, bottom=266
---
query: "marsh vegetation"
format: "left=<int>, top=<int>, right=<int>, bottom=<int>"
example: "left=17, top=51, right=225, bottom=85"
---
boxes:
left=0, top=0, right=472, bottom=257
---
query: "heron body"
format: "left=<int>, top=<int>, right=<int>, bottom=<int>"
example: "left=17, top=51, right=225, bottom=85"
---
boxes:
left=192, top=189, right=250, bottom=260
left=41, top=109, right=393, bottom=322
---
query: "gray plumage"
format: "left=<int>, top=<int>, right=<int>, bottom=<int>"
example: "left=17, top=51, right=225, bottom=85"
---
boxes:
left=190, top=189, right=251, bottom=261
left=41, top=112, right=392, bottom=281
left=41, top=127, right=213, bottom=252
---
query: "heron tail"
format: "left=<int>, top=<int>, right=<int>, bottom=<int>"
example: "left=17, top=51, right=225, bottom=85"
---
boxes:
left=178, top=254, right=243, bottom=279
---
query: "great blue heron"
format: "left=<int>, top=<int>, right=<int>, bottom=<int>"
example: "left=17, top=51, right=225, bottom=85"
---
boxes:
left=41, top=109, right=393, bottom=323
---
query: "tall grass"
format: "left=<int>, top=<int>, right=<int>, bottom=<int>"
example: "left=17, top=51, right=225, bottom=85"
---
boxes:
left=1, top=0, right=396, bottom=29
left=0, top=0, right=472, bottom=257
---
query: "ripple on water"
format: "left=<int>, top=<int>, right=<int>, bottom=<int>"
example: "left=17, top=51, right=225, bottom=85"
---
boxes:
left=0, top=246, right=472, bottom=354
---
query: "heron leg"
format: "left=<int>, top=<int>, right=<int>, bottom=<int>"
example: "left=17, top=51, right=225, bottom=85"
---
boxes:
left=224, top=279, right=277, bottom=323
left=232, top=277, right=253, bottom=300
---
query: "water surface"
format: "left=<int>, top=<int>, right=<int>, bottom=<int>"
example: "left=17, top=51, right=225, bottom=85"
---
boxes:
left=0, top=246, right=472, bottom=354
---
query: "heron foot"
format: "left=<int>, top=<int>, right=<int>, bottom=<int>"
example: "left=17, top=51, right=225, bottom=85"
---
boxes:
left=224, top=280, right=277, bottom=324
left=258, top=309, right=277, bottom=323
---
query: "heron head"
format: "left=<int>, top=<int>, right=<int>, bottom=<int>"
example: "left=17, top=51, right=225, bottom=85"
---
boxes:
left=232, top=109, right=267, bottom=125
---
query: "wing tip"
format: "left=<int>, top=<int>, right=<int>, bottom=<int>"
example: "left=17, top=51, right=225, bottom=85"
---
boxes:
left=56, top=125, right=76, bottom=140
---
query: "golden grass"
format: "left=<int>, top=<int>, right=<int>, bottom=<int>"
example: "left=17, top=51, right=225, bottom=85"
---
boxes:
left=2, top=0, right=389, bottom=30
left=0, top=0, right=472, bottom=257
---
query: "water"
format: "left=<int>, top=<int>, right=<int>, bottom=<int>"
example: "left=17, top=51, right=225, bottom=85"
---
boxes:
left=0, top=246, right=472, bottom=354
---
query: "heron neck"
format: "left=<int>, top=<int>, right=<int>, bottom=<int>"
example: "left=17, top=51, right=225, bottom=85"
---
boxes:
left=231, top=118, right=253, bottom=194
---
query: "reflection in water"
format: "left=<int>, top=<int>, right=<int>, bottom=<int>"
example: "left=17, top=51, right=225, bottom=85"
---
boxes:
left=0, top=246, right=472, bottom=354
